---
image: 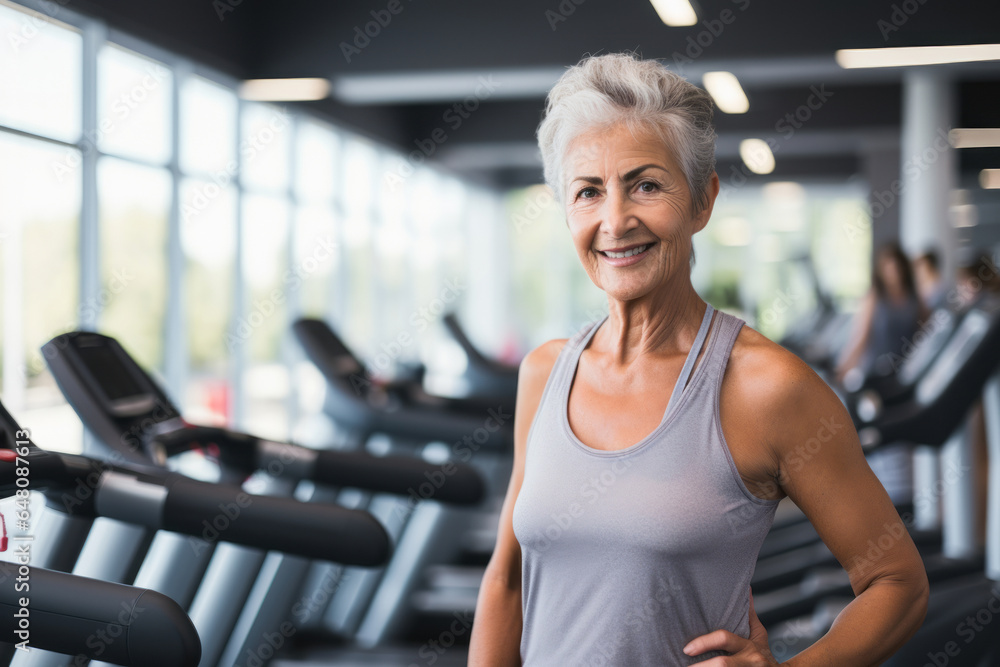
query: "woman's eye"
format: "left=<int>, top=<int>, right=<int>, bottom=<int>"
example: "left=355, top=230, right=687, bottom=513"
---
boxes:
left=638, top=181, right=657, bottom=193
left=578, top=187, right=598, bottom=199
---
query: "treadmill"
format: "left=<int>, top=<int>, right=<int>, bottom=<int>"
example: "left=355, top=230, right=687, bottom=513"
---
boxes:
left=41, top=330, right=486, bottom=663
left=883, top=372, right=1000, bottom=665
left=0, top=406, right=398, bottom=666
left=440, top=312, right=519, bottom=404
left=0, top=429, right=200, bottom=667
left=292, top=318, right=513, bottom=451
left=293, top=318, right=517, bottom=644
left=0, top=398, right=391, bottom=667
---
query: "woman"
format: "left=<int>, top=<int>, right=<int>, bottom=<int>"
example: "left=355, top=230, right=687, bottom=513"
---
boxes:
left=469, top=53, right=928, bottom=665
left=836, top=242, right=924, bottom=384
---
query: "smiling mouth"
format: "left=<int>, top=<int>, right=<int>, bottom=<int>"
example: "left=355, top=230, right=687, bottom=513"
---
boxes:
left=599, top=243, right=654, bottom=259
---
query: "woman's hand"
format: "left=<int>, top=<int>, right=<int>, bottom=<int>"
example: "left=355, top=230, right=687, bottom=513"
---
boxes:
left=682, top=593, right=780, bottom=666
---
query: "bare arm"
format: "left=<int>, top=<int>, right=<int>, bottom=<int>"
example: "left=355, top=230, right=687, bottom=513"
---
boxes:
left=468, top=340, right=564, bottom=666
left=687, top=336, right=928, bottom=665
left=776, top=367, right=929, bottom=665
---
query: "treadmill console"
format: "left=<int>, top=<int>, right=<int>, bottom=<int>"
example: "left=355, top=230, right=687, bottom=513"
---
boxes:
left=42, top=332, right=180, bottom=460
left=72, top=337, right=160, bottom=418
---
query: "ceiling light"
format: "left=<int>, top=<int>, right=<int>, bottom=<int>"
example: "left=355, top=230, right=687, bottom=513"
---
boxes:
left=835, top=43, right=1000, bottom=69
left=739, top=138, right=775, bottom=175
left=950, top=128, right=1000, bottom=149
left=981, top=169, right=1000, bottom=189
left=332, top=69, right=560, bottom=105
left=239, top=78, right=330, bottom=101
left=649, top=0, right=697, bottom=26
left=702, top=72, right=749, bottom=114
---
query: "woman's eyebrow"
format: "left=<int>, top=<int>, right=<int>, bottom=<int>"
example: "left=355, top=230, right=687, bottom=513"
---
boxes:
left=571, top=164, right=669, bottom=186
left=622, top=164, right=669, bottom=181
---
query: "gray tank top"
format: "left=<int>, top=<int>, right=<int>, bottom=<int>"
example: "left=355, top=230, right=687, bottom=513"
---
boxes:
left=512, top=305, right=779, bottom=666
left=864, top=296, right=920, bottom=376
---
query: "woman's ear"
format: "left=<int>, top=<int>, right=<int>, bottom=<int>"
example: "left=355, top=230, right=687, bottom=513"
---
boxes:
left=692, top=172, right=721, bottom=233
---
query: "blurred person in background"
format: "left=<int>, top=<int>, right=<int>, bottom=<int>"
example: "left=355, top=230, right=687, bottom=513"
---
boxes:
left=913, top=249, right=947, bottom=312
left=836, top=242, right=925, bottom=384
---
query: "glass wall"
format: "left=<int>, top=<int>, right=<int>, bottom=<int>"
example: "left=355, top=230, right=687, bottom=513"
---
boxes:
left=0, top=132, right=82, bottom=451
left=0, top=0, right=500, bottom=451
left=0, top=2, right=83, bottom=452
left=179, top=75, right=238, bottom=425
left=97, top=156, right=170, bottom=370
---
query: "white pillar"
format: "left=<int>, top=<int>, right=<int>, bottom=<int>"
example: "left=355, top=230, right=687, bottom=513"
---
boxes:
left=898, top=70, right=957, bottom=278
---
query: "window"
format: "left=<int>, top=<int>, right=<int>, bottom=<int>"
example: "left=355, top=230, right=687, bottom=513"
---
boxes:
left=376, top=154, right=414, bottom=355
left=181, top=75, right=237, bottom=176
left=294, top=119, right=341, bottom=318
left=0, top=1, right=81, bottom=142
left=339, top=138, right=378, bottom=357
left=0, top=0, right=498, bottom=455
left=505, top=184, right=581, bottom=344
left=0, top=2, right=84, bottom=453
left=181, top=178, right=236, bottom=424
left=179, top=75, right=238, bottom=424
left=0, top=132, right=82, bottom=452
left=241, top=193, right=291, bottom=440
left=97, top=157, right=170, bottom=370
left=97, top=44, right=172, bottom=164
left=241, top=103, right=291, bottom=193
left=410, top=172, right=469, bottom=381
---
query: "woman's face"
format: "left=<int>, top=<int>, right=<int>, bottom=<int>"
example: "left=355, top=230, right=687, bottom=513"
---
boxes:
left=562, top=123, right=718, bottom=303
left=878, top=254, right=904, bottom=294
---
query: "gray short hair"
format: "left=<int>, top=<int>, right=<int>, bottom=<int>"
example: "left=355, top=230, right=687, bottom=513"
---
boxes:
left=537, top=53, right=717, bottom=212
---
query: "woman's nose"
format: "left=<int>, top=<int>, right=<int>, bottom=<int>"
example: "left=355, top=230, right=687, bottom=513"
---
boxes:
left=601, top=188, right=639, bottom=236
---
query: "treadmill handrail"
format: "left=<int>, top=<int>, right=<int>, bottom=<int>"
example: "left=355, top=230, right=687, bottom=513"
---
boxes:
left=0, top=562, right=201, bottom=667
left=149, top=425, right=485, bottom=505
left=0, top=448, right=391, bottom=566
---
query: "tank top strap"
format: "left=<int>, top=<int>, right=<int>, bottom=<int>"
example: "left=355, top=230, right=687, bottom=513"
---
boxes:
left=542, top=316, right=608, bottom=408
left=564, top=315, right=606, bottom=366
left=700, top=309, right=745, bottom=389
left=662, top=303, right=714, bottom=415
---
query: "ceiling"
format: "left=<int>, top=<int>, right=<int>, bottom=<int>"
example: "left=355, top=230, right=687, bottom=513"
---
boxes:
left=68, top=0, right=1000, bottom=189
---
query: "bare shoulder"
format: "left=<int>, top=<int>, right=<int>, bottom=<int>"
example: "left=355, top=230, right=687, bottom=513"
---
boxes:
left=723, top=322, right=851, bottom=451
left=726, top=324, right=827, bottom=405
left=518, top=338, right=568, bottom=394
